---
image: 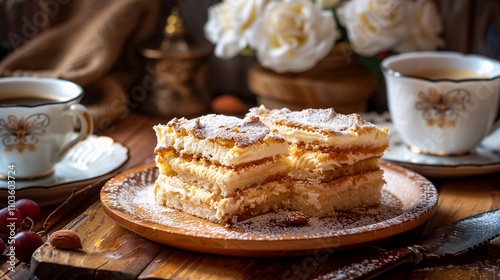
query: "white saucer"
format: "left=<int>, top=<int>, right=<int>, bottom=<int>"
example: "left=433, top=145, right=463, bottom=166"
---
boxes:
left=0, top=135, right=129, bottom=206
left=379, top=121, right=500, bottom=178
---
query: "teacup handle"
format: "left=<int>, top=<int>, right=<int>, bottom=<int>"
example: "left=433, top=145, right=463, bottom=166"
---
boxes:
left=57, top=104, right=93, bottom=160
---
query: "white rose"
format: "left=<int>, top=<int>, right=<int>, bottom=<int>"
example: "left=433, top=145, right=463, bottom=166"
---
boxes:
left=393, top=0, right=444, bottom=52
left=337, top=0, right=407, bottom=56
left=250, top=0, right=336, bottom=73
left=204, top=0, right=271, bottom=59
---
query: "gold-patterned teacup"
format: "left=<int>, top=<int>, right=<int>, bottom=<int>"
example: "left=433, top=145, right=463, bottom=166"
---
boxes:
left=382, top=51, right=500, bottom=156
left=0, top=77, right=93, bottom=179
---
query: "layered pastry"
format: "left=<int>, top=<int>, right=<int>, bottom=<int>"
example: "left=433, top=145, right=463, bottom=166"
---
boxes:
left=248, top=106, right=390, bottom=217
left=153, top=114, right=290, bottom=225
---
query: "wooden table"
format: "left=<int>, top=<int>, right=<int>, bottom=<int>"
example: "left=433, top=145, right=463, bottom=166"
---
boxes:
left=1, top=111, right=499, bottom=280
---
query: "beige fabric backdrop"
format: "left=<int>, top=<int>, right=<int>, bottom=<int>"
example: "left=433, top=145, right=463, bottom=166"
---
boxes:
left=0, top=0, right=161, bottom=128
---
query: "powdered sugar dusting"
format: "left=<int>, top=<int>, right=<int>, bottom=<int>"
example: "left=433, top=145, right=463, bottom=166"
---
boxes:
left=101, top=163, right=438, bottom=243
left=248, top=106, right=379, bottom=135
left=166, top=114, right=284, bottom=148
left=231, top=192, right=404, bottom=237
left=103, top=168, right=162, bottom=214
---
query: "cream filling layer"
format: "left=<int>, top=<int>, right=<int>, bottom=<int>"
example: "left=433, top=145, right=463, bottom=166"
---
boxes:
left=292, top=170, right=384, bottom=194
left=289, top=150, right=384, bottom=172
left=268, top=124, right=389, bottom=147
left=155, top=174, right=289, bottom=220
left=155, top=129, right=289, bottom=166
left=160, top=155, right=289, bottom=196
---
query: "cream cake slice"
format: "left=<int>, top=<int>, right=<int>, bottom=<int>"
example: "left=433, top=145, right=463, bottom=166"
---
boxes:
left=153, top=114, right=290, bottom=225
left=248, top=106, right=390, bottom=217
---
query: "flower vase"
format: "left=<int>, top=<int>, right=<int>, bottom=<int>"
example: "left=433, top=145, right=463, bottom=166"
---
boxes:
left=248, top=43, right=377, bottom=114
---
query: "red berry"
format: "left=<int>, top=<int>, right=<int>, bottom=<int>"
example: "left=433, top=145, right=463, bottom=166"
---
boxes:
left=15, top=199, right=41, bottom=221
left=0, top=238, right=5, bottom=254
left=0, top=207, right=23, bottom=242
left=12, top=231, right=44, bottom=262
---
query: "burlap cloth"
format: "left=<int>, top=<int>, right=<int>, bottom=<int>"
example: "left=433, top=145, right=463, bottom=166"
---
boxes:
left=0, top=0, right=161, bottom=131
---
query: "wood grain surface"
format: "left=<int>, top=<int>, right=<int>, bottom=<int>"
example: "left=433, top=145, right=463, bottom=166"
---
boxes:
left=30, top=200, right=421, bottom=280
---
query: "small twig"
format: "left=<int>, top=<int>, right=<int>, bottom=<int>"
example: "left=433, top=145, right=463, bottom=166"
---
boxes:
left=42, top=189, right=77, bottom=230
left=42, top=178, right=107, bottom=230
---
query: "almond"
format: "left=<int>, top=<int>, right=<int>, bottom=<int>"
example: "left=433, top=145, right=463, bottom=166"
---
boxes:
left=285, top=211, right=310, bottom=225
left=49, top=230, right=82, bottom=250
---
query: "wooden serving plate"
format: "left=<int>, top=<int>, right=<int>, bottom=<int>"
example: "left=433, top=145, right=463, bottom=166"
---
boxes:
left=99, top=162, right=438, bottom=257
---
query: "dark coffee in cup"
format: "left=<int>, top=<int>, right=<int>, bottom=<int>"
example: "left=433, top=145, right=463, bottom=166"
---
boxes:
left=0, top=92, right=63, bottom=106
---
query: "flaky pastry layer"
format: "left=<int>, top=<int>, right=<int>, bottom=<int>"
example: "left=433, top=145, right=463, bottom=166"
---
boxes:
left=248, top=106, right=390, bottom=148
left=289, top=170, right=385, bottom=217
left=155, top=174, right=289, bottom=225
left=154, top=126, right=288, bottom=166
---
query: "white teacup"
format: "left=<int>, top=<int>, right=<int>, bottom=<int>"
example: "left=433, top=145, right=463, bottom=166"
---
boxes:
left=0, top=77, right=93, bottom=179
left=382, top=51, right=500, bottom=156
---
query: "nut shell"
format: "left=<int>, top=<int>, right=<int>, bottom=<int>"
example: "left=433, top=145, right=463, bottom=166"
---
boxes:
left=49, top=230, right=82, bottom=250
